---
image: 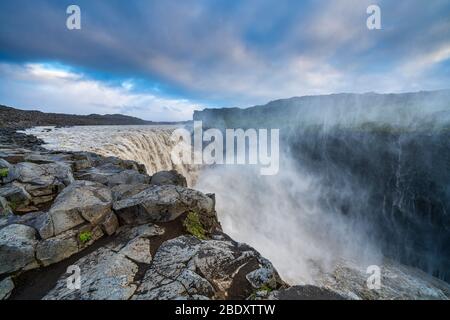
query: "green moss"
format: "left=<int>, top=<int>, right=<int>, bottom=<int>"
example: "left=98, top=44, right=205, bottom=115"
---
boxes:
left=0, top=168, right=9, bottom=178
left=79, top=231, right=93, bottom=243
left=183, top=211, right=207, bottom=240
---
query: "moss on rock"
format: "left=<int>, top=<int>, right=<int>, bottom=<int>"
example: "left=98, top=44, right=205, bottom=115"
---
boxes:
left=183, top=211, right=207, bottom=240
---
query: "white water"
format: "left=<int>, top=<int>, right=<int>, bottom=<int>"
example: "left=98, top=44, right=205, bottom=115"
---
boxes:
left=24, top=125, right=199, bottom=186
left=25, top=125, right=381, bottom=285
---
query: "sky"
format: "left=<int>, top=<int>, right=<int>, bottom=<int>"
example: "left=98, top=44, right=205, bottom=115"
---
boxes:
left=0, top=0, right=449, bottom=121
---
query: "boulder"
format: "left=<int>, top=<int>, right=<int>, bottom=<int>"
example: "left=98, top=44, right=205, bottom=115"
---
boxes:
left=150, top=170, right=187, bottom=187
left=49, top=180, right=112, bottom=235
left=0, top=224, right=37, bottom=275
left=113, top=185, right=215, bottom=226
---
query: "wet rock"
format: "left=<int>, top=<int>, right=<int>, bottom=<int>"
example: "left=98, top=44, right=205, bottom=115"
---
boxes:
left=49, top=180, right=112, bottom=235
left=0, top=276, right=14, bottom=300
left=150, top=170, right=187, bottom=187
left=113, top=185, right=215, bottom=226
left=43, top=247, right=138, bottom=300
left=0, top=224, right=37, bottom=274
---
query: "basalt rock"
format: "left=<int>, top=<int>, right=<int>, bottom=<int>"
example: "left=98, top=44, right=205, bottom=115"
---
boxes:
left=150, top=170, right=187, bottom=187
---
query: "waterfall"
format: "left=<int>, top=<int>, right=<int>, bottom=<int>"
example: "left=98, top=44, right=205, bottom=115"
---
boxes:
left=23, top=125, right=199, bottom=186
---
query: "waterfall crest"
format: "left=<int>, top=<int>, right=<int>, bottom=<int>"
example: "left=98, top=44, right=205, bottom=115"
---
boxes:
left=24, top=125, right=199, bottom=186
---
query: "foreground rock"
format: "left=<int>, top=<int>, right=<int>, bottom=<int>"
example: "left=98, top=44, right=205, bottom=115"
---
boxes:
left=43, top=225, right=285, bottom=300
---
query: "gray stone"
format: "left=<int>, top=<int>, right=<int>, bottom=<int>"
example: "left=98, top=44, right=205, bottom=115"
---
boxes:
left=77, top=164, right=149, bottom=187
left=0, top=197, right=12, bottom=216
left=113, top=185, right=215, bottom=225
left=0, top=183, right=32, bottom=209
left=0, top=276, right=14, bottom=300
left=133, top=235, right=283, bottom=300
left=101, top=212, right=119, bottom=236
left=6, top=211, right=54, bottom=239
left=5, top=161, right=74, bottom=189
left=43, top=247, right=138, bottom=300
left=0, top=159, right=11, bottom=170
left=36, top=230, right=79, bottom=266
left=150, top=170, right=187, bottom=187
left=119, top=237, right=152, bottom=264
left=49, top=180, right=112, bottom=235
left=0, top=224, right=37, bottom=274
left=111, top=183, right=149, bottom=201
left=246, top=257, right=279, bottom=289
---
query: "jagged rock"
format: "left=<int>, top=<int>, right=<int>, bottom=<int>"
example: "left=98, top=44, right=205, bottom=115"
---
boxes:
left=6, top=211, right=54, bottom=239
left=77, top=163, right=150, bottom=187
left=36, top=230, right=79, bottom=266
left=0, top=276, right=14, bottom=300
left=133, top=235, right=284, bottom=300
left=150, top=170, right=187, bottom=187
left=43, top=247, right=138, bottom=300
left=49, top=180, right=112, bottom=235
left=0, top=224, right=37, bottom=274
left=246, top=257, right=280, bottom=290
left=113, top=185, right=215, bottom=226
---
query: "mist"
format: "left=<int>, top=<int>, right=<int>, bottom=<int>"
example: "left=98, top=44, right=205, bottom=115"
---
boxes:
left=195, top=155, right=383, bottom=285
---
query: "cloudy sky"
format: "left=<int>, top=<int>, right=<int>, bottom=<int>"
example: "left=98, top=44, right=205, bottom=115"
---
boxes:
left=0, top=0, right=449, bottom=121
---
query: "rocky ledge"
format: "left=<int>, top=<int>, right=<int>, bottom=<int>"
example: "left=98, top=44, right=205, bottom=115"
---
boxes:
left=0, top=138, right=294, bottom=300
left=1, top=133, right=449, bottom=300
